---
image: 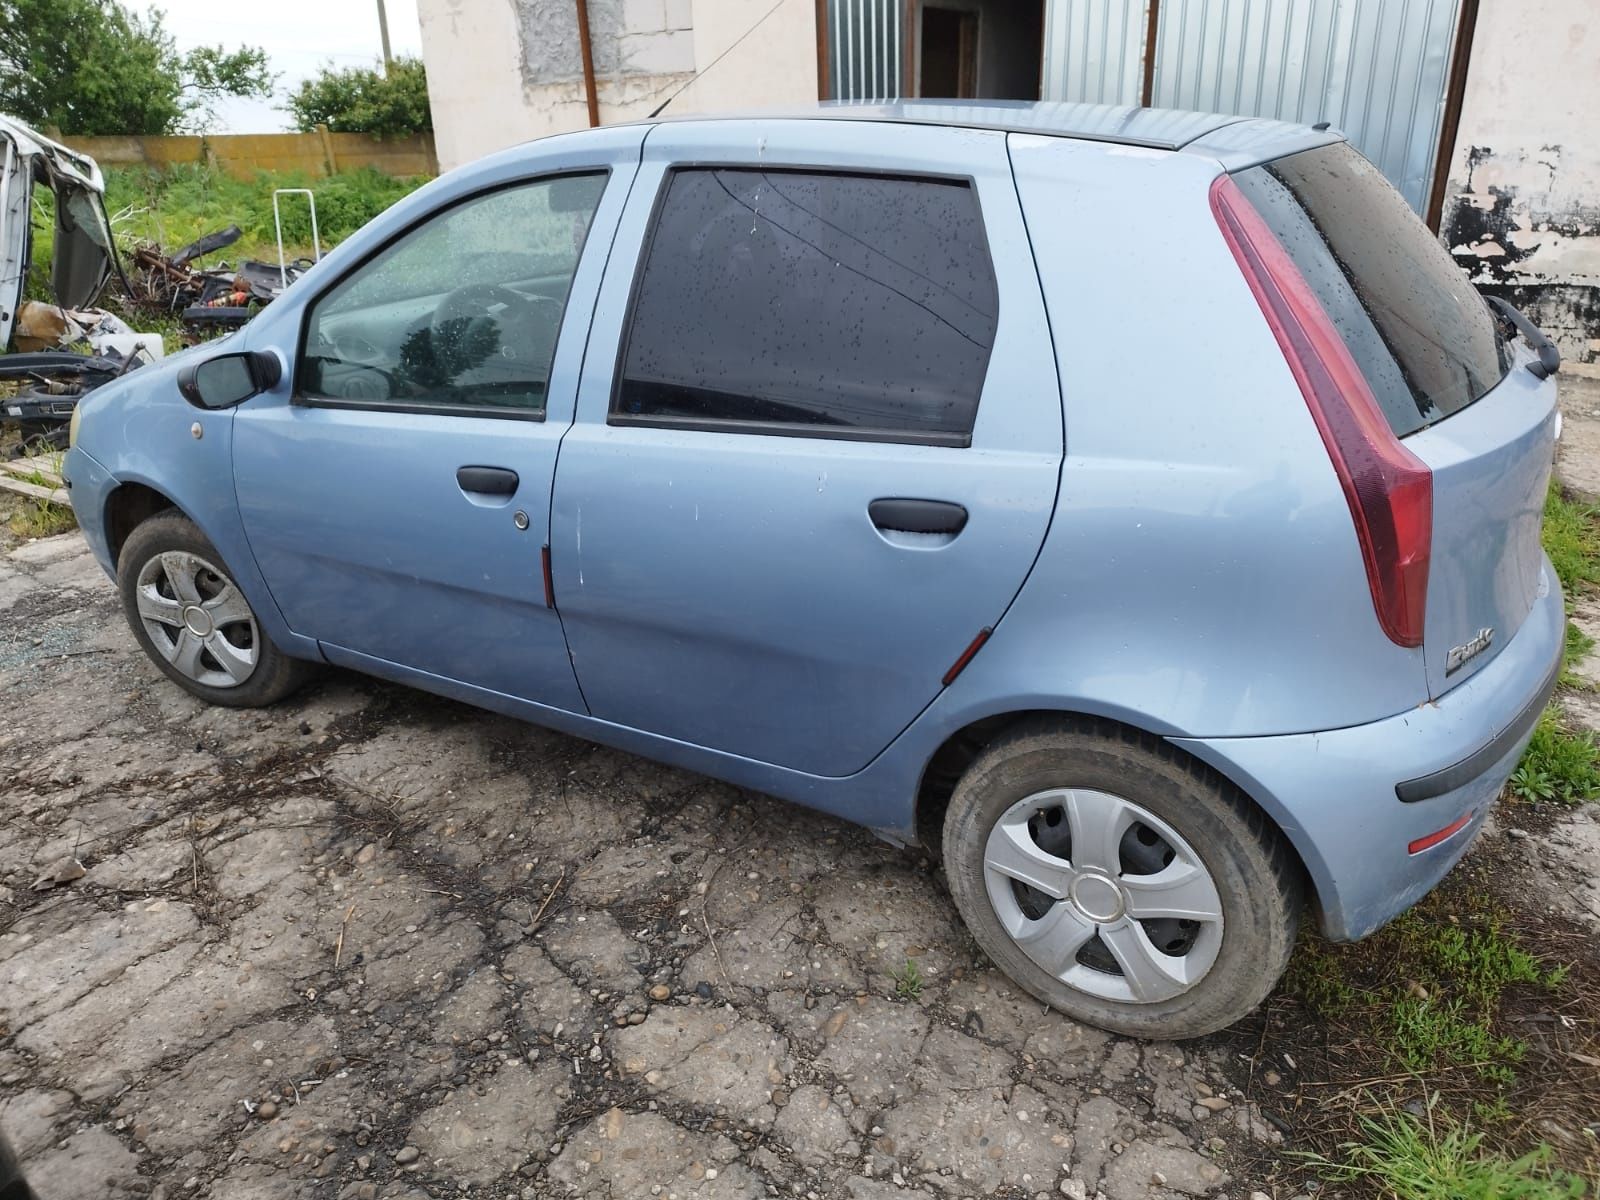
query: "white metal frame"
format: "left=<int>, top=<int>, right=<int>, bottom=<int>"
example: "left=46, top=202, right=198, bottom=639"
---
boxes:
left=273, top=188, right=322, bottom=288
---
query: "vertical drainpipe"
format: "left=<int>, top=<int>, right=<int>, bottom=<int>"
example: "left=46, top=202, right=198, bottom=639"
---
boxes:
left=1139, top=0, right=1161, bottom=107
left=1425, top=0, right=1480, bottom=234
left=575, top=0, right=601, bottom=127
left=815, top=0, right=831, bottom=100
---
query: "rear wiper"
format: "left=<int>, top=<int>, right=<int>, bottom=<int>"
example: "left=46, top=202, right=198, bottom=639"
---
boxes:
left=1486, top=296, right=1561, bottom=380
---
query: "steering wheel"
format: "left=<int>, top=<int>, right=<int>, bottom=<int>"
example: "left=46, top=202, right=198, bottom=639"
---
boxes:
left=431, top=283, right=525, bottom=343
left=425, top=283, right=570, bottom=396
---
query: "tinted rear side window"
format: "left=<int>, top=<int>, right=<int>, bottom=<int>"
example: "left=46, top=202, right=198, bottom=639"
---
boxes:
left=1234, top=143, right=1506, bottom=437
left=613, top=168, right=998, bottom=444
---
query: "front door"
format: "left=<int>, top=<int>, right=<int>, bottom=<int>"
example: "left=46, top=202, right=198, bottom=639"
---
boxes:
left=550, top=121, right=1063, bottom=777
left=234, top=159, right=633, bottom=711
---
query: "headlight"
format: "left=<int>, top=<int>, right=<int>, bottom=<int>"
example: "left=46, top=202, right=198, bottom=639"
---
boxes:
left=69, top=402, right=82, bottom=449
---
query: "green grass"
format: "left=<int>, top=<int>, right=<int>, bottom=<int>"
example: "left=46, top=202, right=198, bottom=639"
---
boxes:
left=1378, top=910, right=1560, bottom=1085
left=1286, top=478, right=1600, bottom=1194
left=16, top=163, right=430, bottom=354
left=1561, top=620, right=1596, bottom=690
left=1286, top=903, right=1566, bottom=1087
left=1385, top=996, right=1526, bottom=1086
left=1543, top=482, right=1600, bottom=597
left=1390, top=917, right=1553, bottom=1009
left=105, top=162, right=428, bottom=261
left=891, top=958, right=924, bottom=1000
left=26, top=163, right=429, bottom=298
left=1505, top=483, right=1600, bottom=803
left=1509, top=709, right=1600, bottom=805
left=3, top=454, right=77, bottom=538
left=6, top=497, right=77, bottom=538
left=1283, top=936, right=1358, bottom=1018
left=1303, top=1108, right=1588, bottom=1200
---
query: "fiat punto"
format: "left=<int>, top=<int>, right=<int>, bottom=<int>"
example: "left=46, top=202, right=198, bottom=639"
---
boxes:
left=65, top=102, right=1564, bottom=1037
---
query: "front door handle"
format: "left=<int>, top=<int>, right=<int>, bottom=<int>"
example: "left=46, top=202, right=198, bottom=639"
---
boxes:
left=869, top=498, right=969, bottom=536
left=457, top=466, right=519, bottom=496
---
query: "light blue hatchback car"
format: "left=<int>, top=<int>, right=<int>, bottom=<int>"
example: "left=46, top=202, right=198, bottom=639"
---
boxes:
left=65, top=102, right=1564, bottom=1038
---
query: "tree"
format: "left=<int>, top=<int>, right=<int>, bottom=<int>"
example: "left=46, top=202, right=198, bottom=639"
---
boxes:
left=0, top=0, right=273, bottom=135
left=286, top=58, right=432, bottom=140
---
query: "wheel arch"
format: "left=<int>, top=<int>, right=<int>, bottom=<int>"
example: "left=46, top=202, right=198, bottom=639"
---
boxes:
left=103, top=481, right=182, bottom=570
left=98, top=473, right=324, bottom=665
left=913, top=708, right=1324, bottom=917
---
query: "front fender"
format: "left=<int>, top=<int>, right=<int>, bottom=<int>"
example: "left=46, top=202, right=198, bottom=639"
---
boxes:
left=71, top=365, right=321, bottom=663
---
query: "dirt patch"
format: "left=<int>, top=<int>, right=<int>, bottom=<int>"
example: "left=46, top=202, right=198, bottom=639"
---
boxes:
left=1558, top=374, right=1600, bottom=500
left=1215, top=828, right=1600, bottom=1192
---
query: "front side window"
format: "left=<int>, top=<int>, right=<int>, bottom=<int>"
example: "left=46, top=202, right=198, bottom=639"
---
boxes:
left=301, top=173, right=607, bottom=417
left=614, top=168, right=998, bottom=444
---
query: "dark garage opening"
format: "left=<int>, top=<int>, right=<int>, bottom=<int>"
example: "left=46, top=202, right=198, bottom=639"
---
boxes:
left=915, top=0, right=1043, bottom=100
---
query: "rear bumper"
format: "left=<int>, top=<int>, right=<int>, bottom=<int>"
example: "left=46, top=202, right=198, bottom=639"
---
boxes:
left=1173, top=555, right=1564, bottom=941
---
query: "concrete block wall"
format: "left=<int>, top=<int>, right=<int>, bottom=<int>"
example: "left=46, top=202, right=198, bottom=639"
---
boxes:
left=1439, top=0, right=1600, bottom=365
left=59, top=131, right=438, bottom=180
left=419, top=0, right=817, bottom=170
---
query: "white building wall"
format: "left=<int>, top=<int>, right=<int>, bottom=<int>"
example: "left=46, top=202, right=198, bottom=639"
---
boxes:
left=1439, top=0, right=1600, bottom=362
left=418, top=0, right=819, bottom=172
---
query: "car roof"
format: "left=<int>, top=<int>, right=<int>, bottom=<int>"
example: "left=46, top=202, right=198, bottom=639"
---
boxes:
left=646, top=100, right=1344, bottom=170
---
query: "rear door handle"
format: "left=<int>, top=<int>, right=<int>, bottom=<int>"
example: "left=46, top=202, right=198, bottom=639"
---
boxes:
left=457, top=466, right=519, bottom=496
left=868, top=498, right=969, bottom=535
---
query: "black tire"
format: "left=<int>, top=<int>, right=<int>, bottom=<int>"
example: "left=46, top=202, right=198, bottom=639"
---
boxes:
left=942, top=716, right=1302, bottom=1039
left=117, top=510, right=316, bottom=708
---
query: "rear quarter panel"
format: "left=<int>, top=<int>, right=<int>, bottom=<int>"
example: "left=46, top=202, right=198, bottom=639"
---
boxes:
left=993, top=132, right=1426, bottom=739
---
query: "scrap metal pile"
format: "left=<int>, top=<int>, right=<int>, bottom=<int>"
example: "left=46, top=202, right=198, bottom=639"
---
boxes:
left=2, top=112, right=313, bottom=451
left=1, top=302, right=159, bottom=442
left=1, top=114, right=164, bottom=450
left=123, top=224, right=311, bottom=335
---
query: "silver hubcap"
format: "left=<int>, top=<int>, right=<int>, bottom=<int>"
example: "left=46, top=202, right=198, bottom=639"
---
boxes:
left=983, top=789, right=1225, bottom=1004
left=135, top=551, right=259, bottom=689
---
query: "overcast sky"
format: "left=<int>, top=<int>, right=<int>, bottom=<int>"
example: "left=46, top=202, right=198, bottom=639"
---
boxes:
left=125, top=0, right=425, bottom=133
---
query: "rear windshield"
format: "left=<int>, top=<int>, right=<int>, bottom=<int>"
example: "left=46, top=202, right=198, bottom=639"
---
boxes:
left=1233, top=143, right=1507, bottom=438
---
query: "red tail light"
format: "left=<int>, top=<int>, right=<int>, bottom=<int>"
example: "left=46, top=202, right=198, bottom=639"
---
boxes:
left=1210, top=175, right=1432, bottom=648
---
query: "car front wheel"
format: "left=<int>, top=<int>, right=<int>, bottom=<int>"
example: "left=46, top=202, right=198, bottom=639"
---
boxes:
left=117, top=511, right=314, bottom=707
left=942, top=717, right=1302, bottom=1039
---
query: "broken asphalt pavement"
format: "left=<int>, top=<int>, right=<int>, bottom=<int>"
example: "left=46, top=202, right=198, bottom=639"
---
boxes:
left=0, top=535, right=1290, bottom=1199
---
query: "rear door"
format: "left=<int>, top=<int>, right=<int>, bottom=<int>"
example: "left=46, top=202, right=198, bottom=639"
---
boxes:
left=549, top=120, right=1063, bottom=777
left=1233, top=143, right=1558, bottom=696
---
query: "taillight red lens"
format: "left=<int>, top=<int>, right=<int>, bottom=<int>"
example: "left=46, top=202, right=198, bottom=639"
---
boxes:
left=1210, top=175, right=1432, bottom=648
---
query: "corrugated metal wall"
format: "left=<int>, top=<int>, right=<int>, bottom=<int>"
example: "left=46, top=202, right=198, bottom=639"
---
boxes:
left=1037, top=0, right=1462, bottom=213
left=827, top=0, right=903, bottom=101
left=1150, top=0, right=1461, bottom=211
left=1041, top=0, right=1147, bottom=105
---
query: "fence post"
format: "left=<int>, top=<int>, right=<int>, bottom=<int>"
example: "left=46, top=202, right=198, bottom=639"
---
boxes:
left=317, top=124, right=339, bottom=176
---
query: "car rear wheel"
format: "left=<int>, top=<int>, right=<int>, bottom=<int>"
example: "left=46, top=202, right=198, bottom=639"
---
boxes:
left=942, top=717, right=1301, bottom=1039
left=118, top=511, right=314, bottom=707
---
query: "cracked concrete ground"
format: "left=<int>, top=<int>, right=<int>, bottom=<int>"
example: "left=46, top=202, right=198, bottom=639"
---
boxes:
left=0, top=534, right=1291, bottom=1200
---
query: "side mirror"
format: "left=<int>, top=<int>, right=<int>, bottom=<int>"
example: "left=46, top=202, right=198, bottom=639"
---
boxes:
left=177, top=350, right=283, bottom=410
